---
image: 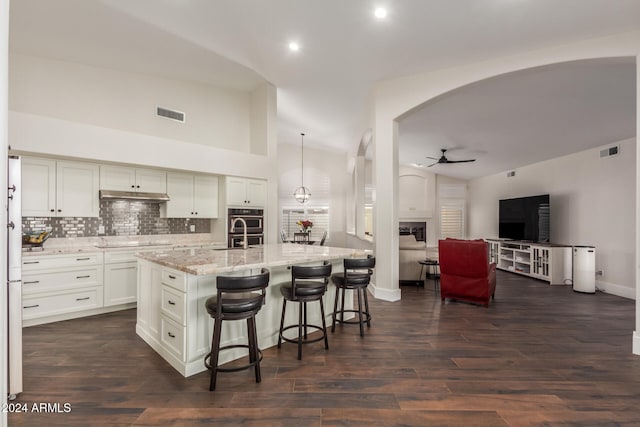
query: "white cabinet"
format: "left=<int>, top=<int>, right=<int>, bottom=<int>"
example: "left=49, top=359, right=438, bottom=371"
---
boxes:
left=22, top=157, right=100, bottom=217
left=100, top=165, right=167, bottom=193
left=226, top=177, right=266, bottom=207
left=531, top=245, right=571, bottom=285
left=104, top=251, right=138, bottom=307
left=488, top=239, right=571, bottom=285
left=22, top=253, right=104, bottom=325
left=161, top=173, right=219, bottom=218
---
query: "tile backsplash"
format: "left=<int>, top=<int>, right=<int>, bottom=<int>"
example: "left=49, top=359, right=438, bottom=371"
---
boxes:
left=23, top=200, right=212, bottom=238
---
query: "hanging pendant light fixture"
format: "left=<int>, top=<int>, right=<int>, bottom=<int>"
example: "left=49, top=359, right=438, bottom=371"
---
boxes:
left=293, top=132, right=311, bottom=203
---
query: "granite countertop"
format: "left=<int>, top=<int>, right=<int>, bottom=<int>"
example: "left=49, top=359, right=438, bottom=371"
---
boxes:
left=22, top=235, right=227, bottom=257
left=136, top=243, right=370, bottom=275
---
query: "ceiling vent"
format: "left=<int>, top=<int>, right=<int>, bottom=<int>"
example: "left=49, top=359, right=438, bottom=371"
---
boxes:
left=156, top=106, right=185, bottom=123
left=506, top=170, right=516, bottom=178
left=600, top=145, right=619, bottom=158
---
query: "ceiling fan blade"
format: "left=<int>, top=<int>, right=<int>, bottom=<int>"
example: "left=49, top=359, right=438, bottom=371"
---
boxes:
left=426, top=161, right=440, bottom=167
left=446, top=159, right=476, bottom=163
left=425, top=156, right=440, bottom=161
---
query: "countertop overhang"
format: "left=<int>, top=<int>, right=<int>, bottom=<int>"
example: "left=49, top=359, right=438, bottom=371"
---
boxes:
left=136, top=243, right=370, bottom=276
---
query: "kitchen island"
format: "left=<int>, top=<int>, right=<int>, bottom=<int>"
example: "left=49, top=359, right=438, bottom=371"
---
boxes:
left=136, top=243, right=369, bottom=377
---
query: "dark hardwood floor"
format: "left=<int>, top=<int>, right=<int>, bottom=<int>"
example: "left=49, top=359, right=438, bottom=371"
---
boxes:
left=9, top=271, right=640, bottom=426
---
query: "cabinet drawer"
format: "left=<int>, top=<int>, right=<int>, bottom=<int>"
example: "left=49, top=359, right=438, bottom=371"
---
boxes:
left=22, top=286, right=103, bottom=320
left=162, top=269, right=186, bottom=292
left=160, top=285, right=186, bottom=325
left=160, top=316, right=186, bottom=361
left=22, top=253, right=102, bottom=271
left=23, top=268, right=101, bottom=295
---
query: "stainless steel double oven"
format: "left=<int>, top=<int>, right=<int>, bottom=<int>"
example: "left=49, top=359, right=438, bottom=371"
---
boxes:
left=228, top=208, right=264, bottom=248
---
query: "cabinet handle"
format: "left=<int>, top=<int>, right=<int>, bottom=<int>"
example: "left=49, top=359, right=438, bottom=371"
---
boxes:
left=168, top=300, right=176, bottom=305
left=57, top=209, right=62, bottom=212
left=131, top=185, right=135, bottom=188
left=76, top=297, right=90, bottom=301
left=194, top=212, right=198, bottom=215
left=24, top=261, right=40, bottom=264
left=167, top=332, right=175, bottom=338
left=168, top=275, right=176, bottom=279
left=136, top=185, right=140, bottom=188
left=50, top=209, right=55, bottom=213
left=76, top=257, right=91, bottom=261
left=76, top=275, right=91, bottom=279
left=23, top=280, right=40, bottom=284
left=23, top=304, right=40, bottom=309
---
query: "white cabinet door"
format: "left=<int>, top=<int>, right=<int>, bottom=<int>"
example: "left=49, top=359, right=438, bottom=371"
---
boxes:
left=99, top=165, right=136, bottom=191
left=56, top=161, right=100, bottom=217
left=245, top=179, right=266, bottom=207
left=104, top=261, right=138, bottom=306
left=226, top=177, right=248, bottom=206
left=193, top=175, right=219, bottom=218
left=226, top=177, right=266, bottom=207
left=136, top=169, right=167, bottom=193
left=163, top=172, right=195, bottom=218
left=22, top=157, right=56, bottom=216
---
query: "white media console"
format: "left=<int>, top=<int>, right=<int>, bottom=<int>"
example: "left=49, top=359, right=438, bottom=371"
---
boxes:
left=486, top=239, right=572, bottom=285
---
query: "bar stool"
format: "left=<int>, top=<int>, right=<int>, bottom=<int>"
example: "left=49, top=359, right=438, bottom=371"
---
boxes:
left=204, top=268, right=270, bottom=391
left=278, top=261, right=332, bottom=360
left=331, top=255, right=375, bottom=337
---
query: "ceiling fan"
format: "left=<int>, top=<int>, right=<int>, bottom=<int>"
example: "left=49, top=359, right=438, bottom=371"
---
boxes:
left=426, top=149, right=476, bottom=167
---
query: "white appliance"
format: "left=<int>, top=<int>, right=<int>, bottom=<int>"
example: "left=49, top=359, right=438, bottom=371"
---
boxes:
left=7, top=155, right=22, bottom=398
left=573, top=246, right=596, bottom=294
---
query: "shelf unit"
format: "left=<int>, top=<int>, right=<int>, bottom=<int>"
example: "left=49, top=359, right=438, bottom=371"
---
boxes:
left=487, top=239, right=571, bottom=285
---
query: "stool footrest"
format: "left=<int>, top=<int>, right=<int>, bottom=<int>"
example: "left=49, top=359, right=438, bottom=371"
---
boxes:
left=333, top=309, right=371, bottom=325
left=279, top=324, right=326, bottom=345
left=204, top=344, right=263, bottom=373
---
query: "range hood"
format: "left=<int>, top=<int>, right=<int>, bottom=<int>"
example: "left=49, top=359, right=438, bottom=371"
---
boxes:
left=99, top=190, right=170, bottom=202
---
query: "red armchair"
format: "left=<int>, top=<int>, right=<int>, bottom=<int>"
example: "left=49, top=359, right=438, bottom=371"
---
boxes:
left=438, top=239, right=496, bottom=307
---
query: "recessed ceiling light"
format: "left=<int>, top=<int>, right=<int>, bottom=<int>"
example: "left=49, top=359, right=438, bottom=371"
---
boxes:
left=374, top=7, right=387, bottom=19
left=288, top=42, right=300, bottom=51
left=411, top=163, right=424, bottom=168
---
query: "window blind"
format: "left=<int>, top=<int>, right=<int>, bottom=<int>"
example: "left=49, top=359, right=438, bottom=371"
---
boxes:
left=440, top=202, right=464, bottom=239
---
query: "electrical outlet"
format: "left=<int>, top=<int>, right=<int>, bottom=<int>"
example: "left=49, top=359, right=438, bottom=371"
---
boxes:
left=596, top=270, right=604, bottom=277
left=97, top=225, right=105, bottom=235
left=189, top=224, right=195, bottom=232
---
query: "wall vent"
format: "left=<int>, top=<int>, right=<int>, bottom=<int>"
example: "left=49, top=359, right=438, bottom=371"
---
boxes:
left=600, top=145, right=619, bottom=158
left=156, top=106, right=185, bottom=123
left=506, top=170, right=516, bottom=178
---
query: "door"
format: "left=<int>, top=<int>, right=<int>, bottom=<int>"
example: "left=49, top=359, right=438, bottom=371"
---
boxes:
left=245, top=179, right=266, bottom=207
left=164, top=172, right=194, bottom=218
left=57, top=161, right=100, bottom=217
left=135, top=169, right=167, bottom=193
left=99, top=165, right=136, bottom=191
left=193, top=175, right=218, bottom=218
left=22, top=157, right=56, bottom=216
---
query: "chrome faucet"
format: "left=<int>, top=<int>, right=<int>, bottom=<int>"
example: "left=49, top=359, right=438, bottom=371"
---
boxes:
left=230, top=217, right=248, bottom=249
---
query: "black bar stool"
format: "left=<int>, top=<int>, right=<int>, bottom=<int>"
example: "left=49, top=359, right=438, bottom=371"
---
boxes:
left=204, top=268, right=270, bottom=391
left=277, top=261, right=332, bottom=360
left=331, top=255, right=375, bottom=337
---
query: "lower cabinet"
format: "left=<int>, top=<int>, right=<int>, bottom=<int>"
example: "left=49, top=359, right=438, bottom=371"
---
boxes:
left=22, top=253, right=105, bottom=325
left=104, top=251, right=138, bottom=306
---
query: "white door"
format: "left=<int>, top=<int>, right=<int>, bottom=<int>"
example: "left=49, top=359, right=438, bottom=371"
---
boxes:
left=22, top=157, right=56, bottom=216
left=226, top=177, right=248, bottom=206
left=245, top=179, right=266, bottom=207
left=193, top=175, right=219, bottom=218
left=99, top=165, right=136, bottom=191
left=56, top=161, right=100, bottom=217
left=164, top=172, right=194, bottom=218
left=135, top=168, right=167, bottom=193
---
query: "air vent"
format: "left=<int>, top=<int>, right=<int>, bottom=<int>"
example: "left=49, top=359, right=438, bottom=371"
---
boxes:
left=506, top=170, right=516, bottom=178
left=156, top=106, right=185, bottom=123
left=600, top=145, right=619, bottom=158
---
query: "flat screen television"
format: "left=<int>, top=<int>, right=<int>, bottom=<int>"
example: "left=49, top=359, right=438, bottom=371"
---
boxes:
left=499, top=194, right=550, bottom=242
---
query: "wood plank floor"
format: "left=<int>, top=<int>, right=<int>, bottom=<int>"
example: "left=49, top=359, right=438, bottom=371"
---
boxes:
left=9, top=271, right=640, bottom=426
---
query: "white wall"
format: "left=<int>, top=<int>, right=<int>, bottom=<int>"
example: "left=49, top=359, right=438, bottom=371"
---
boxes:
left=10, top=54, right=256, bottom=153
left=468, top=138, right=636, bottom=299
left=1, top=1, right=8, bottom=425
left=277, top=143, right=348, bottom=247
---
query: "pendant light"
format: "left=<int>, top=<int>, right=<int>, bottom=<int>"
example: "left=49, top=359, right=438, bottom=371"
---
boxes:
left=293, top=132, right=311, bottom=203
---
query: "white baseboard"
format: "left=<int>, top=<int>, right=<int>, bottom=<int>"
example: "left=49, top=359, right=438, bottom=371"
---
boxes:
left=633, top=331, right=640, bottom=355
left=596, top=280, right=635, bottom=300
left=368, top=282, right=401, bottom=302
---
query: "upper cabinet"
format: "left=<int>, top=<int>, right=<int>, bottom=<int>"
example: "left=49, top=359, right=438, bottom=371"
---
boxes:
left=22, top=157, right=100, bottom=217
left=160, top=173, right=219, bottom=218
left=100, top=165, right=166, bottom=193
left=226, top=177, right=266, bottom=208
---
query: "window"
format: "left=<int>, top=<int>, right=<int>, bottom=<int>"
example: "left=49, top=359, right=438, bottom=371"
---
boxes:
left=440, top=200, right=465, bottom=239
left=282, top=207, right=330, bottom=241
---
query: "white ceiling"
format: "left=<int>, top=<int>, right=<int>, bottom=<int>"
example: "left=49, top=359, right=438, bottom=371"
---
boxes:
left=9, top=0, right=640, bottom=180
